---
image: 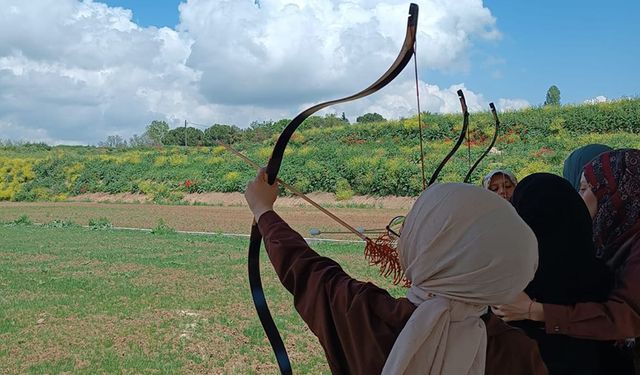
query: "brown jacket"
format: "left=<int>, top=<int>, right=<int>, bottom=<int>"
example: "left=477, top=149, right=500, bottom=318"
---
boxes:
left=543, top=232, right=640, bottom=340
left=259, top=211, right=547, bottom=374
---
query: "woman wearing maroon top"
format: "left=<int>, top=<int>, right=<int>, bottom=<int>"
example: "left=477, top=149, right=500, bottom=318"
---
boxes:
left=246, top=169, right=546, bottom=375
left=495, top=149, right=640, bottom=373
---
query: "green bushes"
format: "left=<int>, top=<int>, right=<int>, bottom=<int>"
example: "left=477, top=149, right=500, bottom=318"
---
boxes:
left=0, top=157, right=35, bottom=200
left=1, top=99, right=639, bottom=200
left=3, top=132, right=639, bottom=200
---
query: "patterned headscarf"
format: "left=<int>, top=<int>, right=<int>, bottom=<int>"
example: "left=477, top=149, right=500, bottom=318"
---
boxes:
left=382, top=183, right=538, bottom=375
left=584, top=149, right=640, bottom=260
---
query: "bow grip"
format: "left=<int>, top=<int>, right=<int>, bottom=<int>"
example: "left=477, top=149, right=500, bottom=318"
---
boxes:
left=265, top=157, right=282, bottom=185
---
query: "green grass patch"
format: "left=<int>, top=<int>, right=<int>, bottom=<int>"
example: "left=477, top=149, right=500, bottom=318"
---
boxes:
left=0, top=224, right=400, bottom=373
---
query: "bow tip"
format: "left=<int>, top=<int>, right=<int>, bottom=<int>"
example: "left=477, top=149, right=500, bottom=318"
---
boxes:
left=408, top=4, right=419, bottom=26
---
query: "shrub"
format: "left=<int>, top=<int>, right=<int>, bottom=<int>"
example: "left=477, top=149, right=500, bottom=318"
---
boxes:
left=335, top=178, right=354, bottom=201
left=220, top=171, right=243, bottom=192
left=0, top=158, right=36, bottom=201
left=88, top=217, right=113, bottom=230
left=151, top=219, right=176, bottom=235
left=12, top=215, right=33, bottom=225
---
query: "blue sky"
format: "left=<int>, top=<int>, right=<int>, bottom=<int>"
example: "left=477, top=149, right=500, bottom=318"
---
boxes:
left=458, top=0, right=640, bottom=105
left=1, top=0, right=638, bottom=144
left=102, top=0, right=183, bottom=28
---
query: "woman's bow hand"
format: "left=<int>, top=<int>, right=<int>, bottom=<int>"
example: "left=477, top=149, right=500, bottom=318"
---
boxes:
left=245, top=168, right=279, bottom=221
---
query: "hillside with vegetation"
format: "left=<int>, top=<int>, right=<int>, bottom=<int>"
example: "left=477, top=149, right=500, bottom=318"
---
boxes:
left=1, top=98, right=639, bottom=203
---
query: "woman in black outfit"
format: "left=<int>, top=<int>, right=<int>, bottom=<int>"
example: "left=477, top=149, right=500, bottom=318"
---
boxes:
left=508, top=173, right=614, bottom=374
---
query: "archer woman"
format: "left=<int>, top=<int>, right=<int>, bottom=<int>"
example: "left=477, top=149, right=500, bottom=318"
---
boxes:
left=245, top=168, right=546, bottom=374
left=495, top=149, right=640, bottom=374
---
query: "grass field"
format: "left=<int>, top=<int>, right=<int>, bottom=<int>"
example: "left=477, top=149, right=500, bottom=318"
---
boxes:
left=0, top=218, right=404, bottom=374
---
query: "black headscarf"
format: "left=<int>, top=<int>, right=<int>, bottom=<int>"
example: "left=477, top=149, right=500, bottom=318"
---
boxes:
left=511, top=173, right=612, bottom=304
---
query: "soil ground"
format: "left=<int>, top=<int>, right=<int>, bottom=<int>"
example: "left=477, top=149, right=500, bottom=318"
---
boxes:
left=0, top=192, right=413, bottom=241
left=69, top=191, right=416, bottom=210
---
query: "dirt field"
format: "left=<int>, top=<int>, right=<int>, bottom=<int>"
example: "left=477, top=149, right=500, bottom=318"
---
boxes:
left=69, top=191, right=417, bottom=210
left=0, top=192, right=412, bottom=241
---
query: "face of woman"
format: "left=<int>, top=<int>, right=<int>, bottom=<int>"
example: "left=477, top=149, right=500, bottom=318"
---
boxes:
left=488, top=173, right=515, bottom=200
left=578, top=173, right=598, bottom=219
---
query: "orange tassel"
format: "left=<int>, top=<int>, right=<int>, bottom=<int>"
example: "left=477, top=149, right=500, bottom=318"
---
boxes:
left=364, top=234, right=410, bottom=287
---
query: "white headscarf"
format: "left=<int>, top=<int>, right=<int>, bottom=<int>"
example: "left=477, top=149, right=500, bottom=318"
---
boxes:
left=382, top=183, right=538, bottom=375
left=482, top=169, right=518, bottom=189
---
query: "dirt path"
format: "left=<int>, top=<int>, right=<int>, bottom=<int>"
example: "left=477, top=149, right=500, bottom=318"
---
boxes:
left=0, top=199, right=409, bottom=241
left=69, top=192, right=417, bottom=210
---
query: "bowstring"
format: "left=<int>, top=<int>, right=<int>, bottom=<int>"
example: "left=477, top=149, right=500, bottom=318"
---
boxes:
left=413, top=41, right=426, bottom=190
left=466, top=114, right=472, bottom=173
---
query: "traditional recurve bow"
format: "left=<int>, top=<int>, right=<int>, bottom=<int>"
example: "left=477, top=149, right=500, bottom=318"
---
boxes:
left=428, top=89, right=469, bottom=185
left=248, top=4, right=419, bottom=374
left=463, top=102, right=500, bottom=183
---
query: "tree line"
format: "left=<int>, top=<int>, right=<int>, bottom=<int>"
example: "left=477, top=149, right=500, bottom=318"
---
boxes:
left=98, top=85, right=567, bottom=148
left=99, top=112, right=388, bottom=148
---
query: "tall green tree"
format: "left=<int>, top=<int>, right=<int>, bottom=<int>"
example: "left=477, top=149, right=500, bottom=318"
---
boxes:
left=301, top=114, right=346, bottom=128
left=161, top=127, right=204, bottom=146
left=356, top=112, right=386, bottom=123
left=544, top=85, right=561, bottom=106
left=145, top=120, right=170, bottom=146
left=203, top=124, right=242, bottom=145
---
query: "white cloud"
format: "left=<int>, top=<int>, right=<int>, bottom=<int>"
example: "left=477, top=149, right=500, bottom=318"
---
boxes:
left=0, top=0, right=523, bottom=144
left=180, top=0, right=501, bottom=104
left=584, top=95, right=607, bottom=104
left=0, top=0, right=201, bottom=143
left=496, top=98, right=530, bottom=112
left=322, top=81, right=530, bottom=122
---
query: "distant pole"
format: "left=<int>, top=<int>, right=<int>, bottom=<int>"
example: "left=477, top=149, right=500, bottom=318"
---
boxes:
left=184, top=120, right=187, bottom=147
